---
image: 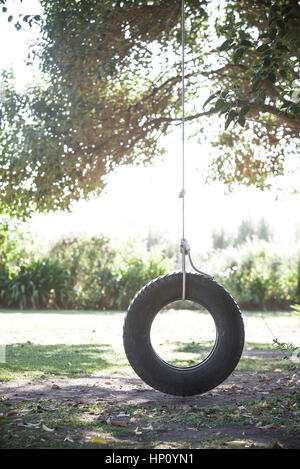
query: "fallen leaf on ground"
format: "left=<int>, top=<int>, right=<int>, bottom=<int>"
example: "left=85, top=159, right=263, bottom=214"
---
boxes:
left=272, top=441, right=285, bottom=449
left=224, top=440, right=248, bottom=448
left=51, top=384, right=60, bottom=389
left=92, top=437, right=107, bottom=444
left=142, top=424, right=153, bottom=430
left=18, top=422, right=40, bottom=428
left=42, top=424, right=55, bottom=432
left=37, top=405, right=58, bottom=412
left=258, top=423, right=280, bottom=430
left=112, top=420, right=127, bottom=427
left=7, top=411, right=19, bottom=417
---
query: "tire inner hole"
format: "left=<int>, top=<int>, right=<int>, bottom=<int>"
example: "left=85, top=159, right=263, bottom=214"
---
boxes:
left=150, top=300, right=217, bottom=368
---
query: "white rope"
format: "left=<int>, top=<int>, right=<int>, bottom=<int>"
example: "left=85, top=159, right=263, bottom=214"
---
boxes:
left=179, top=0, right=214, bottom=298
left=181, top=0, right=185, bottom=241
left=180, top=0, right=186, bottom=300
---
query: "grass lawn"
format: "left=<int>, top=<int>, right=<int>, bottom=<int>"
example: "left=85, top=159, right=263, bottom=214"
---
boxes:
left=0, top=308, right=299, bottom=381
left=0, top=308, right=299, bottom=449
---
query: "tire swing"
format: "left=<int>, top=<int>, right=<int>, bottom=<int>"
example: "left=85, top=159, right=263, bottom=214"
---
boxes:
left=123, top=0, right=244, bottom=396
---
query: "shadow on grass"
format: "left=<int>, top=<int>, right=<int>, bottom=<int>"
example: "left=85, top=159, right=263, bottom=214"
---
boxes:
left=157, top=341, right=214, bottom=368
left=0, top=343, right=128, bottom=380
left=0, top=339, right=292, bottom=383
left=154, top=340, right=291, bottom=372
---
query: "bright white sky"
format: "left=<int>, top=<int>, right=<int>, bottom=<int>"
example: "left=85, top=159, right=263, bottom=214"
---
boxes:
left=1, top=0, right=300, bottom=252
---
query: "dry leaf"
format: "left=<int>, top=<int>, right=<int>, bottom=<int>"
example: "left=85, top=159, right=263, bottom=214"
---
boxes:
left=258, top=423, right=280, bottom=430
left=7, top=411, right=19, bottom=417
left=112, top=420, right=127, bottom=427
left=141, top=424, right=153, bottom=430
left=42, top=424, right=55, bottom=432
left=92, top=437, right=107, bottom=445
left=272, top=441, right=285, bottom=449
left=18, top=422, right=40, bottom=428
left=225, top=440, right=248, bottom=448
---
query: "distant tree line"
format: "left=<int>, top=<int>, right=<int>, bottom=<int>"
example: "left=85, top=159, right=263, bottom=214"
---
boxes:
left=211, top=217, right=273, bottom=250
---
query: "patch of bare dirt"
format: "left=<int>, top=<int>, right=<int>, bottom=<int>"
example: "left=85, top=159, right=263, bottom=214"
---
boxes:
left=1, top=371, right=299, bottom=449
left=0, top=370, right=296, bottom=406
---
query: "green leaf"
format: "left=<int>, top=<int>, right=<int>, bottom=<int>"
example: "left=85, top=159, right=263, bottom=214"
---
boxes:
left=214, top=98, right=229, bottom=112
left=239, top=105, right=250, bottom=116
left=268, top=28, right=277, bottom=40
left=259, top=90, right=266, bottom=101
left=251, top=70, right=263, bottom=91
left=279, top=68, right=289, bottom=78
left=275, top=42, right=289, bottom=52
left=221, top=89, right=230, bottom=98
left=263, top=56, right=271, bottom=67
left=237, top=116, right=246, bottom=127
left=281, top=6, right=292, bottom=16
left=284, top=13, right=296, bottom=23
left=278, top=21, right=287, bottom=37
left=256, top=44, right=270, bottom=53
left=225, top=110, right=237, bottom=130
left=219, top=38, right=235, bottom=51
left=240, top=39, right=252, bottom=47
left=233, top=47, right=245, bottom=63
left=203, top=91, right=220, bottom=108
left=269, top=16, right=280, bottom=26
left=267, top=72, right=276, bottom=84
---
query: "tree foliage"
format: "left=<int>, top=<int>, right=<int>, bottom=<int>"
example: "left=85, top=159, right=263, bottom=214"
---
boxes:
left=206, top=0, right=300, bottom=188
left=0, top=0, right=300, bottom=217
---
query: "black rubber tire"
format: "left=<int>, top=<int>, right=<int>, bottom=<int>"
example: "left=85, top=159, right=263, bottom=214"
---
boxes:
left=123, top=272, right=244, bottom=396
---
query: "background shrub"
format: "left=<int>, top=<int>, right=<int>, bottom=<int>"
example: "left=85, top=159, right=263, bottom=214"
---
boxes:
left=0, top=219, right=300, bottom=311
left=197, top=240, right=300, bottom=309
left=50, top=235, right=172, bottom=310
left=3, top=259, right=74, bottom=309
